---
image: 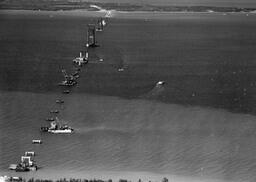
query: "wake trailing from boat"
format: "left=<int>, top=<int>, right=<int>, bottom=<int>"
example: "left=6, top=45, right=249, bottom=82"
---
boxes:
left=90, top=4, right=115, bottom=18
left=139, top=81, right=166, bottom=99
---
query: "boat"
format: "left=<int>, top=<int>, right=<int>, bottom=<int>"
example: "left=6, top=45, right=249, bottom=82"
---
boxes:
left=32, top=140, right=42, bottom=144
left=48, top=126, right=74, bottom=134
left=41, top=118, right=74, bottom=134
left=62, top=90, right=70, bottom=94
left=0, top=176, right=9, bottom=182
left=72, top=71, right=80, bottom=78
left=50, top=110, right=59, bottom=114
left=96, top=18, right=106, bottom=32
left=73, top=51, right=88, bottom=66
left=56, top=99, right=64, bottom=104
left=86, top=24, right=99, bottom=48
left=10, top=177, right=23, bottom=182
left=25, top=151, right=35, bottom=156
left=1, top=176, right=22, bottom=182
left=45, top=117, right=55, bottom=121
left=9, top=164, right=18, bottom=170
left=118, top=68, right=124, bottom=72
left=9, top=156, right=38, bottom=172
left=14, top=165, right=30, bottom=172
left=58, top=69, right=77, bottom=86
left=156, top=81, right=165, bottom=86
left=15, top=164, right=37, bottom=172
left=58, top=80, right=77, bottom=86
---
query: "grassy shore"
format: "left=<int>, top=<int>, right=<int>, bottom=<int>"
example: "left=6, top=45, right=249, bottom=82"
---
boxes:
left=0, top=0, right=255, bottom=12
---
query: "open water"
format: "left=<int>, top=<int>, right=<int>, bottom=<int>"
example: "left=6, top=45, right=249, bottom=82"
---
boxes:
left=1, top=11, right=256, bottom=182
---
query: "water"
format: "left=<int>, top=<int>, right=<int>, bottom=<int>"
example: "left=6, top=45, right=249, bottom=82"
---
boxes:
left=1, top=92, right=256, bottom=181
left=1, top=12, right=256, bottom=114
left=86, top=0, right=256, bottom=8
left=1, top=11, right=256, bottom=182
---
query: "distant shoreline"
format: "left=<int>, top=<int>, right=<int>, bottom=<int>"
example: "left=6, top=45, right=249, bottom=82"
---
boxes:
left=0, top=167, right=230, bottom=182
left=0, top=9, right=255, bottom=21
left=1, top=0, right=256, bottom=13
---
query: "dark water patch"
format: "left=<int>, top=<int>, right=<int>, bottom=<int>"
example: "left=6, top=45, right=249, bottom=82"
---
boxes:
left=1, top=13, right=256, bottom=114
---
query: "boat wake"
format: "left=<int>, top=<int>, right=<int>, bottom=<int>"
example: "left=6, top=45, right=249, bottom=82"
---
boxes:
left=139, top=81, right=166, bottom=100
left=73, top=126, right=132, bottom=137
left=90, top=4, right=115, bottom=18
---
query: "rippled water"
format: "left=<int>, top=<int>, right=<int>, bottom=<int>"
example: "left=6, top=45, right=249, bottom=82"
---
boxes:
left=1, top=92, right=256, bottom=182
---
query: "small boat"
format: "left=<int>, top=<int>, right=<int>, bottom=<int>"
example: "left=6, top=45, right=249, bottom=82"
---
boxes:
left=9, top=164, right=18, bottom=170
left=156, top=81, right=165, bottom=86
left=25, top=151, right=35, bottom=156
left=0, top=176, right=9, bottom=182
left=32, top=140, right=42, bottom=144
left=73, top=52, right=88, bottom=66
left=45, top=117, right=55, bottom=121
left=56, top=99, right=64, bottom=104
left=96, top=18, right=106, bottom=32
left=10, top=177, right=23, bottom=182
left=15, top=165, right=30, bottom=172
left=62, top=90, right=70, bottom=94
left=50, top=110, right=59, bottom=114
left=72, top=71, right=80, bottom=78
left=1, top=176, right=22, bottom=182
left=58, top=80, right=77, bottom=86
left=58, top=69, right=77, bottom=86
left=15, top=164, right=37, bottom=172
left=118, top=68, right=124, bottom=72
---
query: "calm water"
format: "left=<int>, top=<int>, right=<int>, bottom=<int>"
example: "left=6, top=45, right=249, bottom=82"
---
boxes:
left=1, top=11, right=256, bottom=182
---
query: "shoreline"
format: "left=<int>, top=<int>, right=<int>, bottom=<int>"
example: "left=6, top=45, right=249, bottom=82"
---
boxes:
left=0, top=169, right=231, bottom=182
left=0, top=9, right=255, bottom=20
left=0, top=1, right=256, bottom=13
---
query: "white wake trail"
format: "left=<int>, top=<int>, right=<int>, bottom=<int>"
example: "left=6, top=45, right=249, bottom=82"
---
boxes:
left=90, top=4, right=115, bottom=18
